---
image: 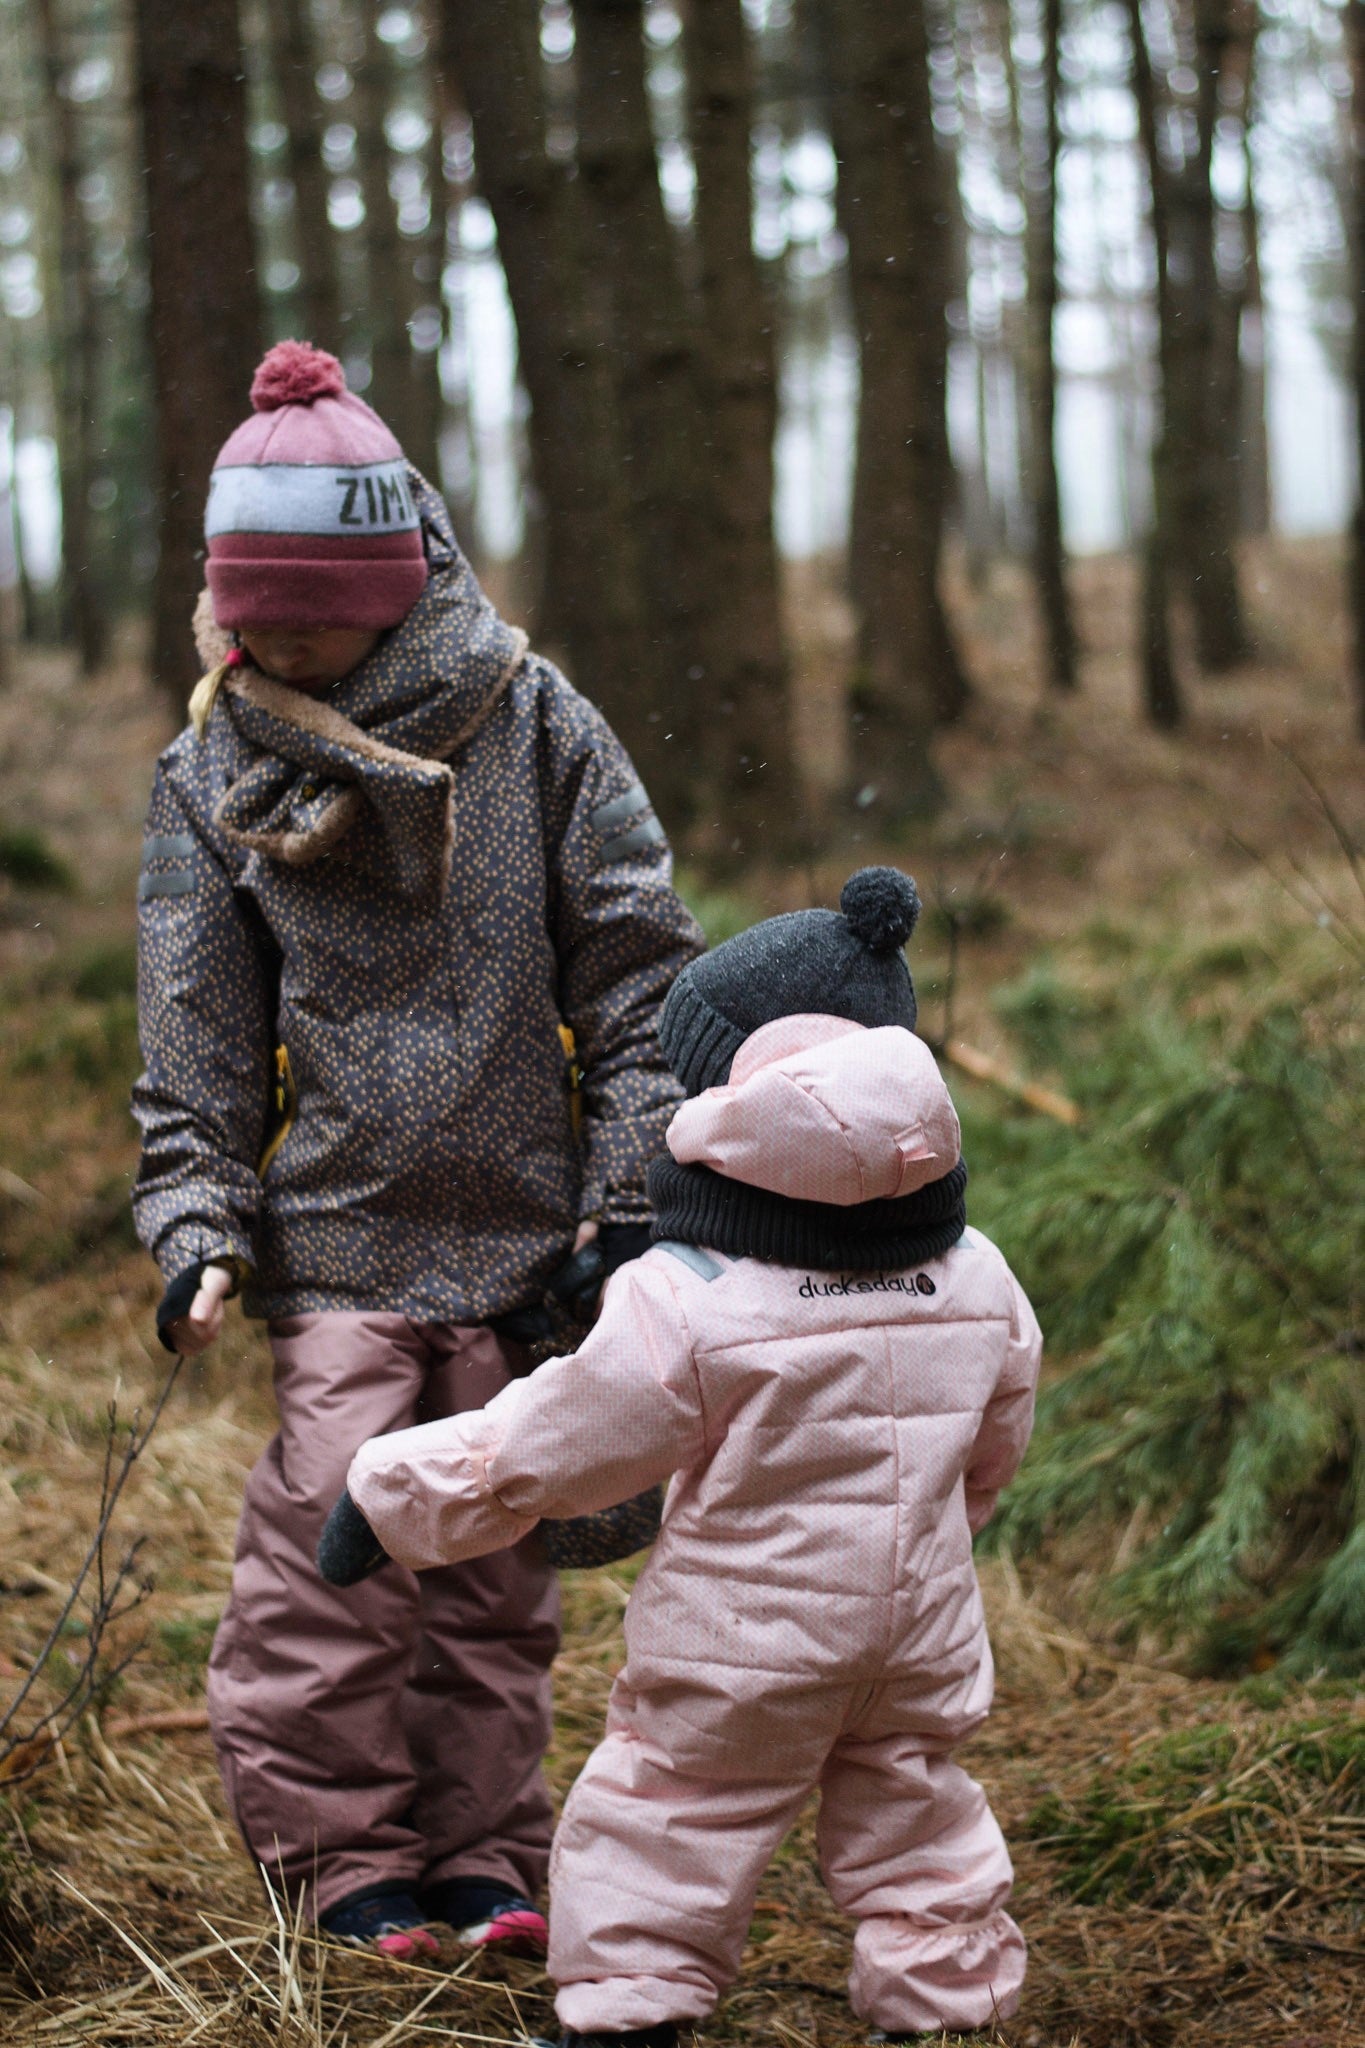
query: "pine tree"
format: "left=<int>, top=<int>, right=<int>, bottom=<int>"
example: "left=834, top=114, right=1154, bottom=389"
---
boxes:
left=973, top=950, right=1365, bottom=1676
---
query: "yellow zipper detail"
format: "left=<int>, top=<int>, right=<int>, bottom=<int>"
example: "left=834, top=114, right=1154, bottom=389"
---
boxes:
left=559, top=1022, right=583, bottom=1140
left=257, top=1043, right=298, bottom=1176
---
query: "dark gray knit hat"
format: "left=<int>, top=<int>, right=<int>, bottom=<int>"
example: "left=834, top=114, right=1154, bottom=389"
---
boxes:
left=659, top=867, right=921, bottom=1096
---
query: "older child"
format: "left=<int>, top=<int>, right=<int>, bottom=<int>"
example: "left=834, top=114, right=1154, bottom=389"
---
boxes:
left=131, top=340, right=702, bottom=1959
left=328, top=867, right=1043, bottom=2041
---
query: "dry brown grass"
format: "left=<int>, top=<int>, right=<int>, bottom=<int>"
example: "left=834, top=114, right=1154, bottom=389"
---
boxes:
left=1, top=548, right=1362, bottom=2045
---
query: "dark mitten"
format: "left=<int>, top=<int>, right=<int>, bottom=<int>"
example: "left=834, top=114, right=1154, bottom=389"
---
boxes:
left=317, top=1489, right=391, bottom=1585
left=596, top=1223, right=653, bottom=1277
left=546, top=1239, right=606, bottom=1316
left=155, top=1264, right=205, bottom=1352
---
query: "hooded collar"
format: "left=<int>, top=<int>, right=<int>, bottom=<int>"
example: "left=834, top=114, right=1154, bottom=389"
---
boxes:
left=195, top=476, right=527, bottom=902
left=647, top=1015, right=968, bottom=1271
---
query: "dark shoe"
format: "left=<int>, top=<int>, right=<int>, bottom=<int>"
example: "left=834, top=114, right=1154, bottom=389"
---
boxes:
left=559, top=2030, right=680, bottom=2048
left=319, top=1884, right=439, bottom=1960
left=867, top=2033, right=976, bottom=2044
left=417, top=1875, right=548, bottom=1956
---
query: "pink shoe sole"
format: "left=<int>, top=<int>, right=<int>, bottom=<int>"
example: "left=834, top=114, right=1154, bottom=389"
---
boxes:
left=372, top=1926, right=441, bottom=1961
left=459, top=1906, right=549, bottom=1957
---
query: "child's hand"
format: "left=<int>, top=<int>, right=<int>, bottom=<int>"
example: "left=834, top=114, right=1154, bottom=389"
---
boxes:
left=162, top=1262, right=234, bottom=1356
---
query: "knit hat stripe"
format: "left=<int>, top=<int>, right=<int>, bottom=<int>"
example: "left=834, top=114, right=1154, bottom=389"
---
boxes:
left=208, top=528, right=423, bottom=562
left=206, top=460, right=420, bottom=538
left=206, top=555, right=429, bottom=633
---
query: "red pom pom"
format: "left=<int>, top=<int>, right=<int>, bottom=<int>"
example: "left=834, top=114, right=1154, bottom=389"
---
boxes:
left=250, top=340, right=347, bottom=411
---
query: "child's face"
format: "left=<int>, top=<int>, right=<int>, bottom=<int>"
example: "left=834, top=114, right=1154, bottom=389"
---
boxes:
left=240, top=627, right=381, bottom=694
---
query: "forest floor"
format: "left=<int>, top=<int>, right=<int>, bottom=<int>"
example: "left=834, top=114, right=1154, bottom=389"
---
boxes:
left=0, top=541, right=1361, bottom=2046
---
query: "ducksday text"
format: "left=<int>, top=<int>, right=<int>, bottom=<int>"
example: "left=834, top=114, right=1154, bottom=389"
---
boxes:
left=798, top=1272, right=937, bottom=1299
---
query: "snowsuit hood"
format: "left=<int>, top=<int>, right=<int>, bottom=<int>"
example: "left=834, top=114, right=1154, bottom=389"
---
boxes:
left=665, top=1015, right=962, bottom=1207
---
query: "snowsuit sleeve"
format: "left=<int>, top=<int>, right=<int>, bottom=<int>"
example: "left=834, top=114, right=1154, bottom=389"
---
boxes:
left=131, top=760, right=275, bottom=1283
left=964, top=1271, right=1042, bottom=1535
left=539, top=668, right=705, bottom=1223
left=349, top=1257, right=705, bottom=1570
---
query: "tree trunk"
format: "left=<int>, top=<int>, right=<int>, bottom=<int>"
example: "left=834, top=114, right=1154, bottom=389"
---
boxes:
left=430, top=68, right=477, bottom=545
left=1165, top=0, right=1252, bottom=672
left=1213, top=4, right=1269, bottom=543
left=813, top=0, right=962, bottom=818
left=1237, top=105, right=1271, bottom=538
left=133, top=0, right=262, bottom=704
left=353, top=13, right=416, bottom=451
left=684, top=0, right=800, bottom=861
left=1021, top=0, right=1078, bottom=693
left=434, top=0, right=662, bottom=784
left=266, top=0, right=342, bottom=351
left=402, top=72, right=449, bottom=492
left=1124, top=0, right=1184, bottom=730
left=34, top=0, right=107, bottom=675
left=1348, top=0, right=1365, bottom=740
left=574, top=0, right=716, bottom=826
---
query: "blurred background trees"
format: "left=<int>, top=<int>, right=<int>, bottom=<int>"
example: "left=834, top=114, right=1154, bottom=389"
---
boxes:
left=0, top=0, right=1362, bottom=838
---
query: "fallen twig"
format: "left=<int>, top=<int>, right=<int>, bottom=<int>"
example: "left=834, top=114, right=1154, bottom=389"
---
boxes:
left=938, top=1038, right=1082, bottom=1127
left=1264, top=1931, right=1365, bottom=1965
left=102, top=1706, right=211, bottom=1740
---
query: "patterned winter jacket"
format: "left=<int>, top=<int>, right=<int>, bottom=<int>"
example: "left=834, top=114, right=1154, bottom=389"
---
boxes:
left=131, top=482, right=704, bottom=1322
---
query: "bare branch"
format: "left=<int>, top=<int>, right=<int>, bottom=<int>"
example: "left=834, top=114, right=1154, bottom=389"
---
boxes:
left=0, top=1355, right=184, bottom=1784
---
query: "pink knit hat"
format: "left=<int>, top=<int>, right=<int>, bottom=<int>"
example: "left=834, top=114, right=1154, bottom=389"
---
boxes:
left=205, top=341, right=428, bottom=632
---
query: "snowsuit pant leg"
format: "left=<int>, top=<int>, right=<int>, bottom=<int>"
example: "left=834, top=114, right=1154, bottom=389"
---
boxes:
left=206, top=1312, right=559, bottom=1917
left=816, top=1730, right=1025, bottom=2034
left=550, top=1727, right=810, bottom=2033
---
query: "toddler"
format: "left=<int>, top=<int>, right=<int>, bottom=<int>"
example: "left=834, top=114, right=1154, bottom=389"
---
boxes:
left=328, top=867, right=1041, bottom=2038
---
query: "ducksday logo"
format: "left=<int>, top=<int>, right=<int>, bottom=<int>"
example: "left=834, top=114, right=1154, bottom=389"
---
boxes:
left=799, top=1272, right=937, bottom=1299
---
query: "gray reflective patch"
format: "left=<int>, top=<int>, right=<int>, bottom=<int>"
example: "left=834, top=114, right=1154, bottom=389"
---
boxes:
left=138, top=869, right=196, bottom=901
left=602, top=816, right=666, bottom=862
left=591, top=782, right=649, bottom=834
left=657, top=1240, right=723, bottom=1282
left=142, top=833, right=195, bottom=863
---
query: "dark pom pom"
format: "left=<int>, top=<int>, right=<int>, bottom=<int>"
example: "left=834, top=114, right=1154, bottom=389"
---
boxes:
left=251, top=340, right=347, bottom=411
left=840, top=866, right=920, bottom=952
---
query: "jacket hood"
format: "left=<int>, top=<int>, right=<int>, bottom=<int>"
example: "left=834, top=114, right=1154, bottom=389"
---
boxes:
left=664, top=1015, right=961, bottom=1207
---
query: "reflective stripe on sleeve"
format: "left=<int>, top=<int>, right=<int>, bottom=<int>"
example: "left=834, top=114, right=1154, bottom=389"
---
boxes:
left=590, top=782, right=650, bottom=834
left=601, top=816, right=666, bottom=862
left=138, top=870, right=196, bottom=901
left=142, top=833, right=196, bottom=863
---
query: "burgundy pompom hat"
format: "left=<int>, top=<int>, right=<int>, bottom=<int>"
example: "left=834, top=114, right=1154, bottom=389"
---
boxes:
left=205, top=341, right=428, bottom=632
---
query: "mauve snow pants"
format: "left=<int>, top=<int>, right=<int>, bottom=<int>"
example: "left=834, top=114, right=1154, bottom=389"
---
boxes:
left=206, top=1314, right=560, bottom=1917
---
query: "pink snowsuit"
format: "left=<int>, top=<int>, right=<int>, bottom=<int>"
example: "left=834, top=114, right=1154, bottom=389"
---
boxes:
left=349, top=1014, right=1042, bottom=2036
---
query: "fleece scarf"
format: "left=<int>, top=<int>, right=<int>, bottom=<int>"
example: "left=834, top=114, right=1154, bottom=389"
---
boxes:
left=192, top=476, right=527, bottom=904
